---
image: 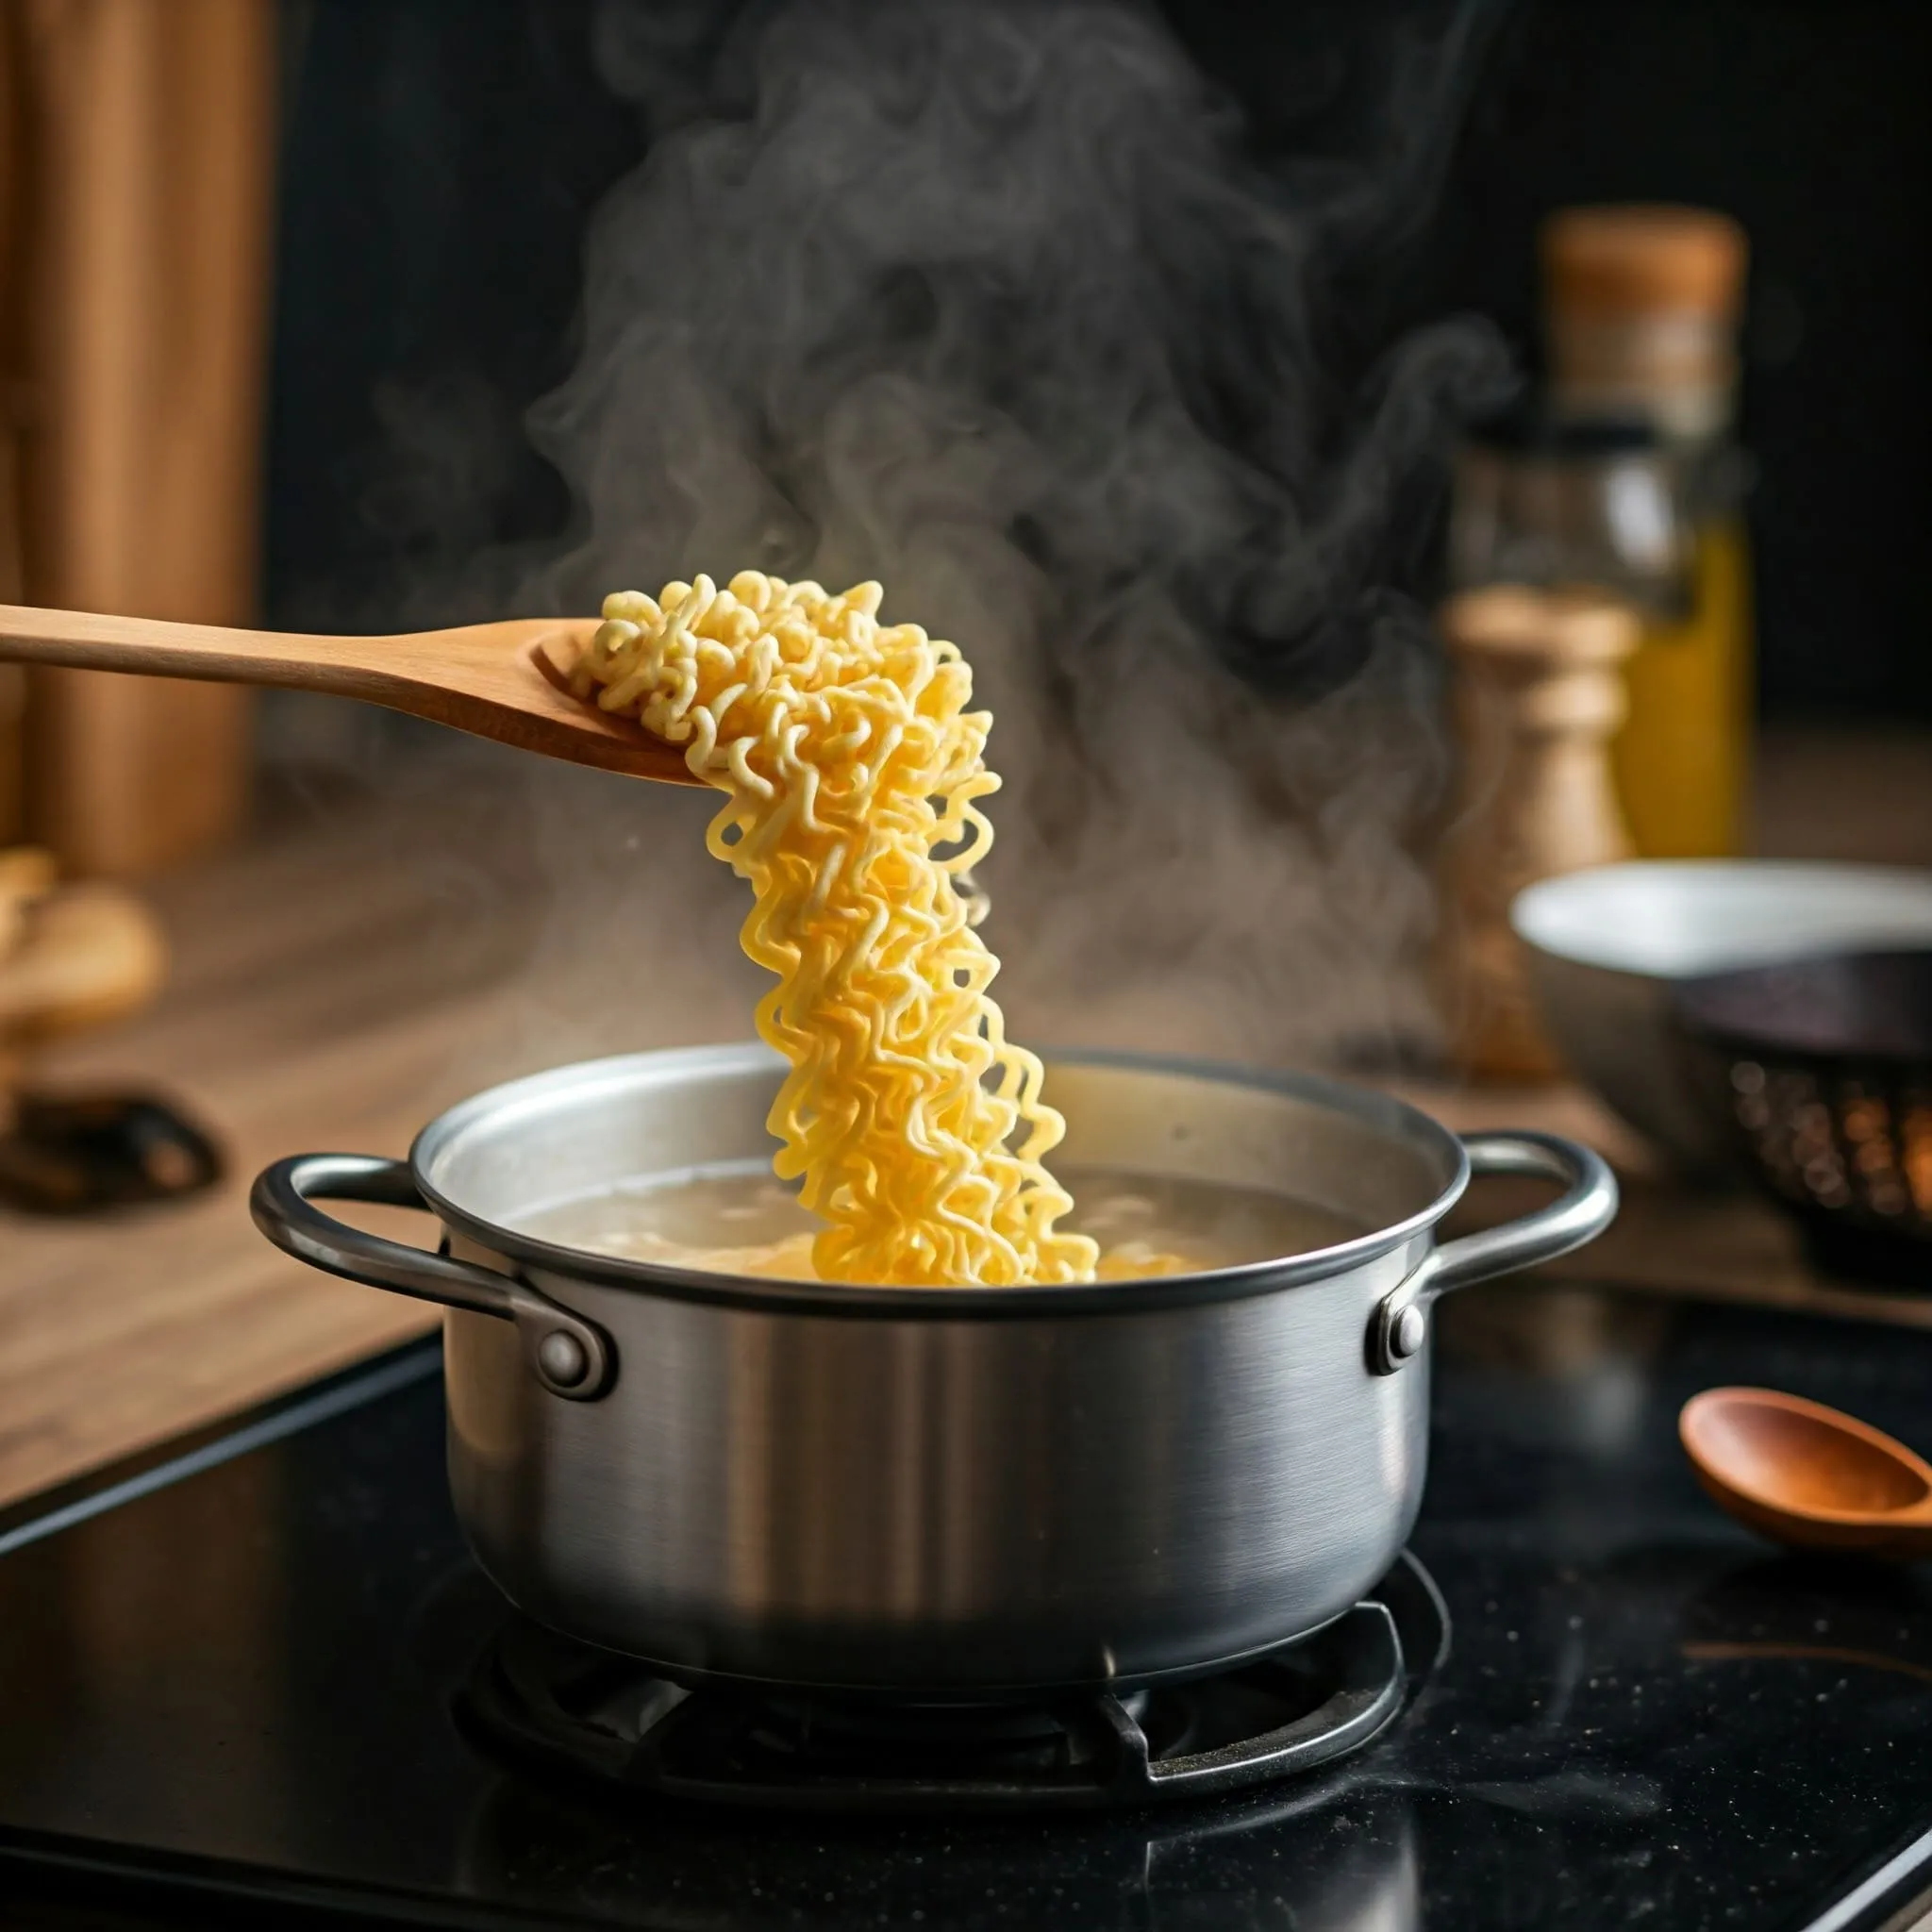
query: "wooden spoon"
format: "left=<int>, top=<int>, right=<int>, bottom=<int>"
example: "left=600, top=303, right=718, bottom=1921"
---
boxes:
left=0, top=604, right=698, bottom=785
left=1680, top=1387, right=1932, bottom=1559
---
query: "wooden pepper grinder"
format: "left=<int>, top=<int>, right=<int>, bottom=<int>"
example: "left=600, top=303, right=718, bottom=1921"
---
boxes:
left=1440, top=585, right=1640, bottom=1082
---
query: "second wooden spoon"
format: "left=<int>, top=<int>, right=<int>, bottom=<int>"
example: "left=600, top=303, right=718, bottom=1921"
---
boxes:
left=1680, top=1386, right=1932, bottom=1560
left=0, top=603, right=699, bottom=785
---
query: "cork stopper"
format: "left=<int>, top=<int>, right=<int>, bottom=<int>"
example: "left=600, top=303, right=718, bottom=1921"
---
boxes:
left=1541, top=205, right=1748, bottom=439
left=1542, top=206, right=1747, bottom=323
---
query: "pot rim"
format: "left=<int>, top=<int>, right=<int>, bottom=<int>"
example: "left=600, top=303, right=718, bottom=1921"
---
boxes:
left=409, top=1042, right=1473, bottom=1318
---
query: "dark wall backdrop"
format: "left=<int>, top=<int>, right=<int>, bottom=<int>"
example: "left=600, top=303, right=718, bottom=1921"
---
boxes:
left=265, top=0, right=1932, bottom=722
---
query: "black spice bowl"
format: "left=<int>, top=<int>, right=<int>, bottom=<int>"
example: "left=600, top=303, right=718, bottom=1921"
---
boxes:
left=0, top=1089, right=223, bottom=1215
left=1671, top=950, right=1932, bottom=1288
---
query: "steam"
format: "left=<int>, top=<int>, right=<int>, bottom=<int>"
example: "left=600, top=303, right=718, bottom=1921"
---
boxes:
left=375, top=0, right=1513, bottom=1076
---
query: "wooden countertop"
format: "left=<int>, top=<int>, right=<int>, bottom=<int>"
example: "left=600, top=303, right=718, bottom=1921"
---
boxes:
left=0, top=721, right=1926, bottom=1511
left=0, top=744, right=781, bottom=1508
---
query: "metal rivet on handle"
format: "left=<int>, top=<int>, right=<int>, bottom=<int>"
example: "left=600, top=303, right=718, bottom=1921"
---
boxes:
left=1391, top=1304, right=1426, bottom=1361
left=537, top=1329, right=590, bottom=1391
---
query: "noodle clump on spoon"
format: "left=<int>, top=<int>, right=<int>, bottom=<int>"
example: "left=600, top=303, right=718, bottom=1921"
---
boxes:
left=570, top=572, right=1183, bottom=1287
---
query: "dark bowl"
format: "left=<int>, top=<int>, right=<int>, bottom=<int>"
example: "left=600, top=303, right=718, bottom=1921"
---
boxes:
left=1670, top=950, right=1932, bottom=1288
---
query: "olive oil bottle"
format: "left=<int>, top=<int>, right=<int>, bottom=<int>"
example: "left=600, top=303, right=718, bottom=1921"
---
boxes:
left=1542, top=206, right=1752, bottom=858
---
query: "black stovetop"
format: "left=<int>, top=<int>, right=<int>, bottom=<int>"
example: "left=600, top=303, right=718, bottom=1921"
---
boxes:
left=4, top=1285, right=1932, bottom=1930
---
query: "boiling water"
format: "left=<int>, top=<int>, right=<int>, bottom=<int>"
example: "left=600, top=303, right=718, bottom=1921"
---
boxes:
left=518, top=1165, right=1368, bottom=1282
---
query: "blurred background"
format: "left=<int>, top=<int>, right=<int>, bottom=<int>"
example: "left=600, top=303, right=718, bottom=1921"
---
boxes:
left=1, top=0, right=1929, bottom=1500
left=261, top=0, right=1932, bottom=728
left=4, top=0, right=1927, bottom=866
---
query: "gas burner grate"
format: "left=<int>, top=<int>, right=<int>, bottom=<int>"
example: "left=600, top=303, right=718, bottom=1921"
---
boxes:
left=457, top=1553, right=1447, bottom=1814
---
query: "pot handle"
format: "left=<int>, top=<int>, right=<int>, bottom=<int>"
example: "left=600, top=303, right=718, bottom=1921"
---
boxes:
left=250, top=1153, right=615, bottom=1401
left=1369, top=1131, right=1618, bottom=1375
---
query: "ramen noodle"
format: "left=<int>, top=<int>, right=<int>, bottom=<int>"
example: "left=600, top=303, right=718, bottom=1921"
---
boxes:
left=571, top=571, right=1164, bottom=1287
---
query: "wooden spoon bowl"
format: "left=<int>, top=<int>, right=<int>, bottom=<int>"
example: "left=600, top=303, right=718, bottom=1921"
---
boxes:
left=0, top=604, right=699, bottom=785
left=1680, top=1387, right=1932, bottom=1560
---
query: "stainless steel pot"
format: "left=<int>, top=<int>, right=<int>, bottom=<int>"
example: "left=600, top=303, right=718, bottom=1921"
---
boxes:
left=252, top=1043, right=1615, bottom=1696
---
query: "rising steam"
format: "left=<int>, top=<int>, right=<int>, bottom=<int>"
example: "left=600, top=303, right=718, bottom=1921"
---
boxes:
left=445, top=0, right=1513, bottom=1074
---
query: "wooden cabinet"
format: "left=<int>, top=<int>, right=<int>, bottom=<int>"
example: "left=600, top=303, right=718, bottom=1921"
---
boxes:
left=1, top=0, right=274, bottom=875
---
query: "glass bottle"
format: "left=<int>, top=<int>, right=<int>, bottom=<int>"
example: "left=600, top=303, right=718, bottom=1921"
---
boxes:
left=1541, top=205, right=1752, bottom=859
left=1447, top=408, right=1691, bottom=614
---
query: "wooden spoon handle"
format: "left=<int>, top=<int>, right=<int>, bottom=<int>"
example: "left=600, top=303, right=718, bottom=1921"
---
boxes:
left=0, top=604, right=701, bottom=785
left=0, top=604, right=357, bottom=686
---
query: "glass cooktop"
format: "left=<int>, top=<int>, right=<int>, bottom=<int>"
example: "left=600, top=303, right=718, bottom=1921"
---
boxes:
left=2, top=1288, right=1932, bottom=1930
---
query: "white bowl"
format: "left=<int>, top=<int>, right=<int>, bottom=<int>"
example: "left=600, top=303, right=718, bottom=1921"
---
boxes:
left=1510, top=861, right=1932, bottom=1171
